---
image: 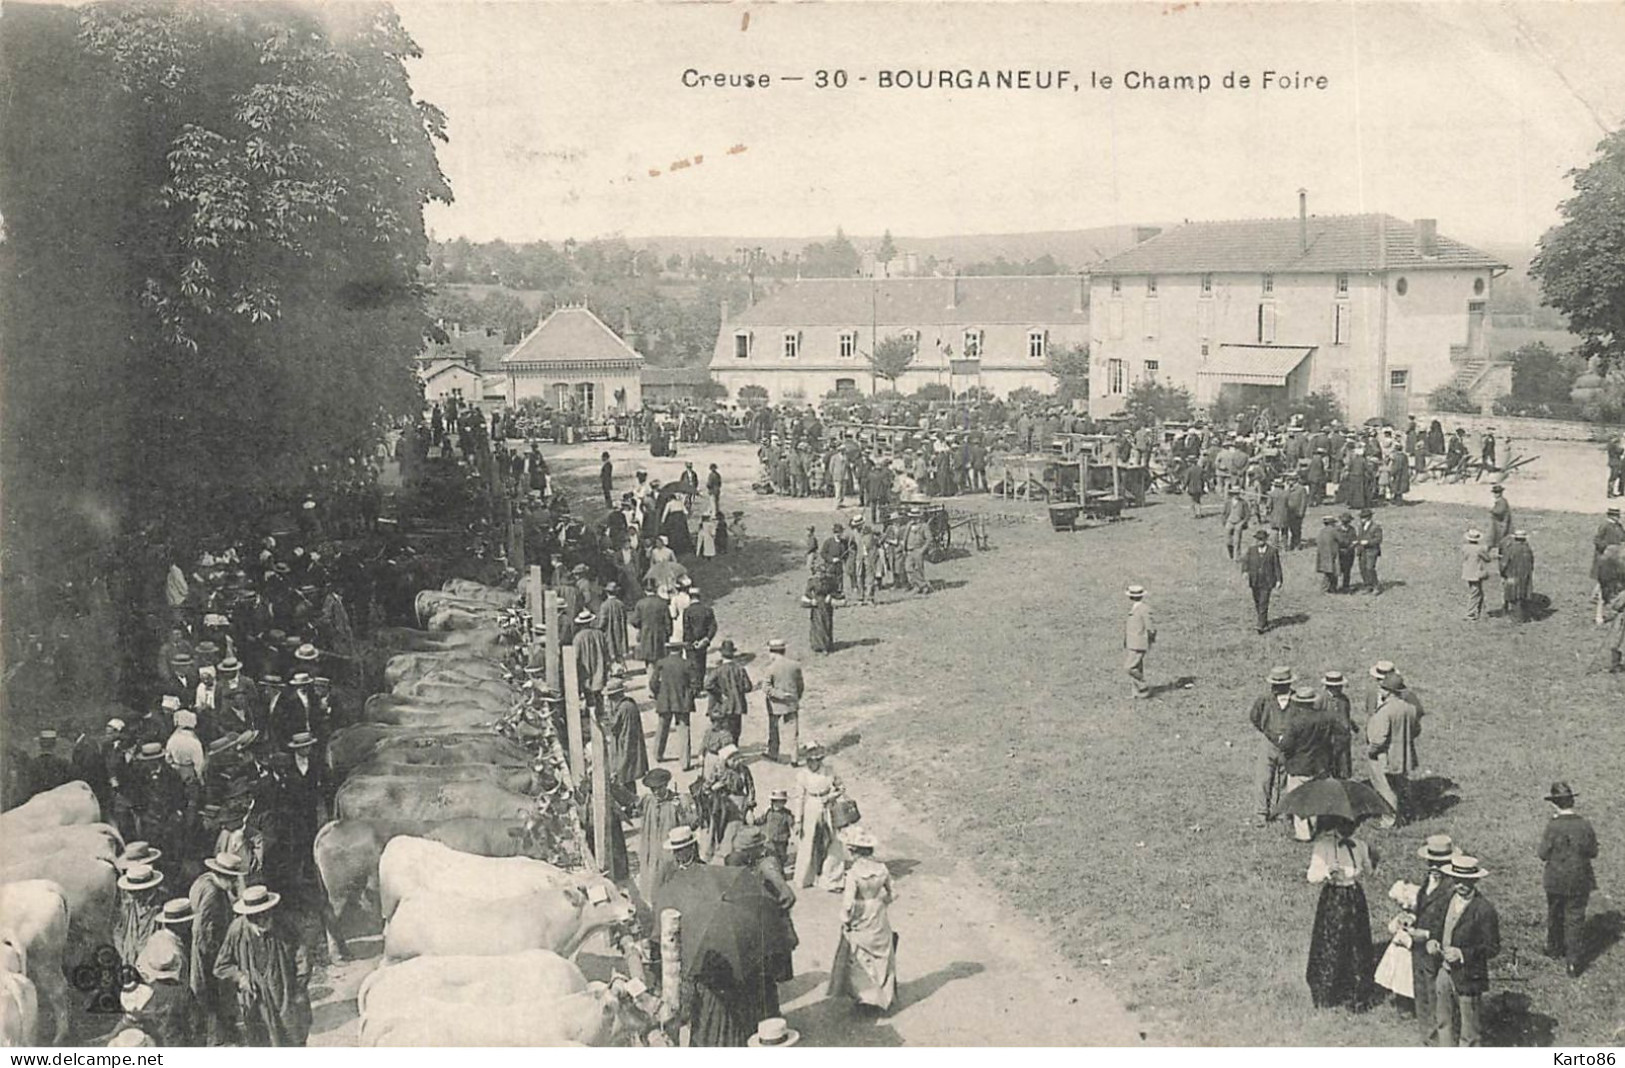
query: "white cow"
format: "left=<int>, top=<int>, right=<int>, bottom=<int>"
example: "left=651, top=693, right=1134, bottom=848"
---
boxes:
left=0, top=944, right=39, bottom=1048
left=0, top=783, right=100, bottom=837
left=357, top=948, right=585, bottom=1018
left=0, top=857, right=117, bottom=956
left=377, top=837, right=597, bottom=921
left=8, top=825, right=123, bottom=866
left=361, top=980, right=647, bottom=1047
left=383, top=884, right=636, bottom=962
left=0, top=881, right=71, bottom=1044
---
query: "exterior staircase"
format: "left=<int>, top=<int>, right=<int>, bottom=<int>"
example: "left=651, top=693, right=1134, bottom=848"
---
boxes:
left=1449, top=345, right=1487, bottom=389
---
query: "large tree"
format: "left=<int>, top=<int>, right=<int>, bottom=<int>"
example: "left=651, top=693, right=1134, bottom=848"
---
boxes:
left=1, top=0, right=448, bottom=574
left=868, top=334, right=917, bottom=389
left=1046, top=343, right=1090, bottom=403
left=1530, top=128, right=1625, bottom=370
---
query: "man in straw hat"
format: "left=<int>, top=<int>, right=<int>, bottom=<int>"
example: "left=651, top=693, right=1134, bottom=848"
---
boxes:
left=190, top=852, right=246, bottom=1044
left=1123, top=585, right=1156, bottom=699
left=1537, top=781, right=1598, bottom=978
left=573, top=608, right=611, bottom=716
left=1277, top=685, right=1338, bottom=841
left=1460, top=530, right=1492, bottom=620
left=747, top=1017, right=800, bottom=1047
left=1315, top=671, right=1355, bottom=779
left=97, top=937, right=199, bottom=1047
left=116, top=864, right=166, bottom=967
left=213, top=884, right=311, bottom=1046
left=1365, top=670, right=1421, bottom=828
left=1405, top=834, right=1458, bottom=1043
left=1426, top=855, right=1500, bottom=1047
left=762, top=639, right=805, bottom=765
left=1249, top=666, right=1297, bottom=827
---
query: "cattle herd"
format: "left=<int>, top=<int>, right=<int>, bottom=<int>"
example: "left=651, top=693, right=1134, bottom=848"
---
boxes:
left=2, top=573, right=662, bottom=1047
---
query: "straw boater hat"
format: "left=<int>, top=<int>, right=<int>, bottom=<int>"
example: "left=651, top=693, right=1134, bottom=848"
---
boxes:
left=1267, top=665, right=1294, bottom=686
left=1545, top=781, right=1576, bottom=806
left=605, top=677, right=626, bottom=697
left=106, top=717, right=127, bottom=734
left=1369, top=660, right=1396, bottom=680
left=156, top=898, right=195, bottom=927
left=1444, top=855, right=1488, bottom=880
left=747, top=1017, right=802, bottom=1048
left=1290, top=685, right=1318, bottom=705
left=205, top=852, right=249, bottom=878
left=665, top=826, right=698, bottom=851
left=287, top=731, right=318, bottom=750
left=119, top=841, right=163, bottom=869
left=233, top=884, right=281, bottom=915
left=38, top=729, right=58, bottom=745
left=108, top=1029, right=153, bottom=1048
left=161, top=695, right=182, bottom=713
left=289, top=672, right=313, bottom=687
left=768, top=638, right=786, bottom=652
left=1512, top=530, right=1529, bottom=541
left=1465, top=530, right=1482, bottom=543
left=844, top=828, right=878, bottom=851
left=768, top=788, right=789, bottom=802
left=294, top=643, right=320, bottom=662
left=133, top=742, right=165, bottom=762
left=574, top=609, right=596, bottom=625
left=207, top=732, right=241, bottom=755
left=118, top=864, right=164, bottom=893
left=1126, top=585, right=1146, bottom=600
left=1417, top=834, right=1456, bottom=863
left=1322, top=670, right=1346, bottom=688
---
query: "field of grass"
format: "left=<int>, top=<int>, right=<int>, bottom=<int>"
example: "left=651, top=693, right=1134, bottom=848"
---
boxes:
left=558, top=443, right=1623, bottom=1046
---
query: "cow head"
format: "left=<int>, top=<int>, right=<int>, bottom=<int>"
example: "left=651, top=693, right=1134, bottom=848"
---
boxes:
left=563, top=881, right=639, bottom=933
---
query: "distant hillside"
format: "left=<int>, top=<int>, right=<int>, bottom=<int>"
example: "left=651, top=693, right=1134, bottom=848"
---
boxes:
left=632, top=226, right=1153, bottom=271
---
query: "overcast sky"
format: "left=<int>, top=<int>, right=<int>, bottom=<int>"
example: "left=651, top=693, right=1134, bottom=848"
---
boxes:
left=394, top=1, right=1625, bottom=248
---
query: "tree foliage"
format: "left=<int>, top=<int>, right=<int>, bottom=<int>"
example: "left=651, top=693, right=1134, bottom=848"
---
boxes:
left=1045, top=343, right=1090, bottom=403
left=877, top=230, right=897, bottom=265
left=0, top=0, right=447, bottom=570
left=798, top=228, right=861, bottom=278
left=1123, top=380, right=1195, bottom=425
left=736, top=384, right=770, bottom=407
left=1428, top=384, right=1481, bottom=414
left=1530, top=128, right=1625, bottom=369
left=868, top=334, right=917, bottom=384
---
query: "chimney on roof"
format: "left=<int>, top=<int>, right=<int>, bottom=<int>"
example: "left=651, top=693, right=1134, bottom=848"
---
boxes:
left=1298, top=188, right=1308, bottom=253
left=1416, top=218, right=1438, bottom=257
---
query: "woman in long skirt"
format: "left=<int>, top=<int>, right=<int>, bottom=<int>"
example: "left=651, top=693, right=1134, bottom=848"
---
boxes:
left=792, top=745, right=846, bottom=890
left=1305, top=816, right=1378, bottom=1009
left=828, top=829, right=897, bottom=1012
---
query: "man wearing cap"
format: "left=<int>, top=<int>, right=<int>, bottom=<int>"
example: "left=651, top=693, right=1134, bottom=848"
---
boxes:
left=1366, top=671, right=1421, bottom=828
left=1487, top=484, right=1513, bottom=552
left=213, top=884, right=311, bottom=1046
left=1277, top=685, right=1339, bottom=840
left=763, top=639, right=805, bottom=764
left=1405, top=834, right=1457, bottom=1042
left=1537, top=782, right=1598, bottom=978
left=190, top=852, right=245, bottom=1045
left=1249, top=667, right=1296, bottom=826
left=1354, top=508, right=1383, bottom=594
left=1123, top=585, right=1156, bottom=699
left=1460, top=530, right=1492, bottom=620
left=650, top=637, right=697, bottom=770
left=1241, top=529, right=1284, bottom=633
left=1428, top=856, right=1500, bottom=1047
left=1498, top=529, right=1536, bottom=622
left=754, top=789, right=796, bottom=875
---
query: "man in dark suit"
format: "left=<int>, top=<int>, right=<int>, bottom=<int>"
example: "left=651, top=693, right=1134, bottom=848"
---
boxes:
left=599, top=452, right=614, bottom=508
left=682, top=589, right=717, bottom=682
left=1276, top=686, right=1338, bottom=840
left=1537, top=781, right=1598, bottom=977
left=1248, top=666, right=1296, bottom=827
left=1241, top=529, right=1284, bottom=633
left=649, top=638, right=696, bottom=771
left=1407, top=835, right=1457, bottom=1044
left=1355, top=508, right=1384, bottom=593
left=1428, top=856, right=1500, bottom=1047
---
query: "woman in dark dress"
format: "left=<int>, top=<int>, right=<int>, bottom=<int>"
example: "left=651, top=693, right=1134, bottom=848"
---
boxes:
left=807, top=569, right=836, bottom=655
left=1305, top=816, right=1378, bottom=1009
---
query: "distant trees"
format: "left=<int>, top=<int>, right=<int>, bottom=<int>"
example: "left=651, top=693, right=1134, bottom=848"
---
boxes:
left=962, top=254, right=1068, bottom=276
left=798, top=228, right=861, bottom=278
left=1123, top=381, right=1195, bottom=424
left=877, top=230, right=897, bottom=266
left=1531, top=128, right=1625, bottom=371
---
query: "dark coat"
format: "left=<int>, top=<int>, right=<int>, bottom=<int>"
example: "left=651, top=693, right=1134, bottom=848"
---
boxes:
left=1499, top=539, right=1535, bottom=600
left=650, top=652, right=696, bottom=715
left=1356, top=520, right=1383, bottom=561
left=1538, top=812, right=1598, bottom=895
left=632, top=594, right=671, bottom=662
left=1314, top=525, right=1341, bottom=574
left=1278, top=704, right=1339, bottom=777
left=1441, top=893, right=1501, bottom=996
left=1241, top=543, right=1283, bottom=590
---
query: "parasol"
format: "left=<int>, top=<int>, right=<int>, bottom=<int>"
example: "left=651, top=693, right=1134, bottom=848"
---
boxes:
left=1277, top=777, right=1393, bottom=821
left=652, top=865, right=791, bottom=990
left=643, top=559, right=688, bottom=591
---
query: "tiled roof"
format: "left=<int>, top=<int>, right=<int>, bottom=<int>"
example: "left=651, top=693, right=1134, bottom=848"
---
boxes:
left=726, top=276, right=1089, bottom=328
left=1199, top=345, right=1315, bottom=386
left=640, top=366, right=715, bottom=386
left=1096, top=215, right=1504, bottom=275
left=502, top=305, right=643, bottom=365
left=420, top=358, right=478, bottom=381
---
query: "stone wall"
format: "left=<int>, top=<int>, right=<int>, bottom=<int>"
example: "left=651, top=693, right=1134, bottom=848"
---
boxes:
left=1421, top=412, right=1623, bottom=443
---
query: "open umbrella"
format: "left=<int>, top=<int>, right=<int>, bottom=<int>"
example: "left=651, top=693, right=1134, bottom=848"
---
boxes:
left=653, top=865, right=790, bottom=988
left=1277, top=777, right=1393, bottom=821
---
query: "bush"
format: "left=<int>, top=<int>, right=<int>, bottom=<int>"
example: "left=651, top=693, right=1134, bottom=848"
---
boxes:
left=1579, top=375, right=1625, bottom=425
left=1007, top=386, right=1047, bottom=408
left=1429, top=384, right=1481, bottom=414
left=736, top=384, right=769, bottom=407
left=1490, top=394, right=1582, bottom=420
left=1284, top=388, right=1347, bottom=430
left=1123, top=380, right=1196, bottom=425
left=911, top=383, right=951, bottom=403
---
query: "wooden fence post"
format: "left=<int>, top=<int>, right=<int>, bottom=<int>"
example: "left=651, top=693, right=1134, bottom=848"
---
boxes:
left=562, top=643, right=585, bottom=785
left=589, top=710, right=610, bottom=877
left=543, top=586, right=560, bottom=688
left=660, top=909, right=683, bottom=1045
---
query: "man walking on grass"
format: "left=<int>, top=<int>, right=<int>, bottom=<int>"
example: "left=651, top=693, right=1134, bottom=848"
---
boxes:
left=1124, top=585, right=1156, bottom=699
left=1248, top=666, right=1296, bottom=827
left=1241, top=529, right=1283, bottom=633
left=1537, top=781, right=1597, bottom=978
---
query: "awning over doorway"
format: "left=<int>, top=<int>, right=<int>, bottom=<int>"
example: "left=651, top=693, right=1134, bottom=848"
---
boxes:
left=1198, top=345, right=1314, bottom=386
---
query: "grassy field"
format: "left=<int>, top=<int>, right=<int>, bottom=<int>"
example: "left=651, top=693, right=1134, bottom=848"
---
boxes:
left=560, top=443, right=1623, bottom=1046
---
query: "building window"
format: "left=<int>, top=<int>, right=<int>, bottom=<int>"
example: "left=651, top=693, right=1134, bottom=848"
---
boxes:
left=1146, top=276, right=1158, bottom=297
left=1110, top=277, right=1121, bottom=296
left=1336, top=273, right=1349, bottom=296
left=1143, top=360, right=1159, bottom=380
left=1262, top=273, right=1275, bottom=295
left=1467, top=300, right=1486, bottom=315
left=1027, top=329, right=1048, bottom=360
left=834, top=377, right=857, bottom=394
left=733, top=331, right=751, bottom=359
left=1107, top=359, right=1127, bottom=395
left=1473, top=277, right=1486, bottom=296
left=1257, top=303, right=1277, bottom=344
left=962, top=329, right=983, bottom=358
left=576, top=382, right=596, bottom=413
left=839, top=331, right=858, bottom=359
left=783, top=331, right=800, bottom=359
left=1143, top=301, right=1160, bottom=340
left=1200, top=273, right=1213, bottom=296
left=1389, top=369, right=1410, bottom=391
left=1200, top=342, right=1210, bottom=357
left=1395, top=277, right=1409, bottom=297
left=901, top=329, right=920, bottom=348
left=1333, top=302, right=1352, bottom=346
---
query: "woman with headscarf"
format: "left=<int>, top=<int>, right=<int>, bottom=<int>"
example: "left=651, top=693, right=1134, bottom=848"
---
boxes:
left=1305, top=815, right=1379, bottom=1009
left=827, top=828, right=898, bottom=1012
